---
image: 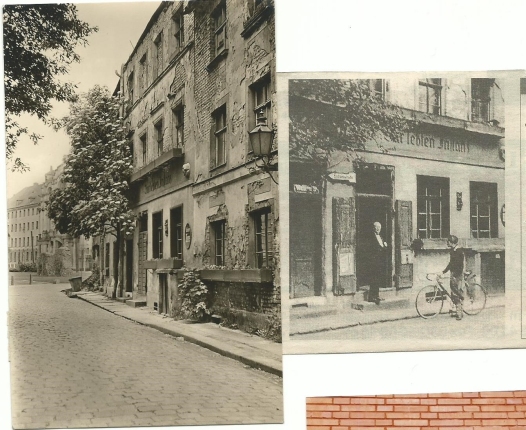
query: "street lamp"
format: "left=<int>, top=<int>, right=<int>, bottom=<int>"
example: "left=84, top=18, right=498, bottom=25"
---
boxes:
left=248, top=109, right=277, bottom=179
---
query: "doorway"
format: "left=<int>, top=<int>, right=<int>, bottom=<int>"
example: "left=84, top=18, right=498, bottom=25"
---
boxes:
left=159, top=273, right=169, bottom=314
left=125, top=239, right=133, bottom=293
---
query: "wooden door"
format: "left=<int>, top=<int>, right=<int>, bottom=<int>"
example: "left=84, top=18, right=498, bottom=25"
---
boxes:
left=395, top=200, right=413, bottom=289
left=332, top=197, right=356, bottom=295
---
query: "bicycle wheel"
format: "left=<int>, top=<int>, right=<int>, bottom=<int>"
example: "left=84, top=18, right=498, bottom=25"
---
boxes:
left=415, top=285, right=444, bottom=318
left=463, top=283, right=486, bottom=315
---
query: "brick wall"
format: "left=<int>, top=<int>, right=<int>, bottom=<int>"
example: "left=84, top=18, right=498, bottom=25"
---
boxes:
left=307, top=392, right=526, bottom=429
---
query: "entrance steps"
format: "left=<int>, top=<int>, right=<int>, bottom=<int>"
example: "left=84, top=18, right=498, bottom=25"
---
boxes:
left=290, top=288, right=412, bottom=320
left=126, top=299, right=147, bottom=308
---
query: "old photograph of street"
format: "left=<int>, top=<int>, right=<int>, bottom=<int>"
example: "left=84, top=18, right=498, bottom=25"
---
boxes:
left=5, top=1, right=282, bottom=428
left=284, top=73, right=517, bottom=354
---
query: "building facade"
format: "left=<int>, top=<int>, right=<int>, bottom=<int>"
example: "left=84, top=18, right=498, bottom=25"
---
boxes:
left=289, top=76, right=505, bottom=305
left=103, top=0, right=278, bottom=330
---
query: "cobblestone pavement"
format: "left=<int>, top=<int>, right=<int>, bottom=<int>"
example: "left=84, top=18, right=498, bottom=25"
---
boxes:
left=8, top=283, right=283, bottom=429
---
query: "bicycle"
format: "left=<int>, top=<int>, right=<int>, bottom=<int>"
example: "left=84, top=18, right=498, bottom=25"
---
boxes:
left=415, top=271, right=487, bottom=319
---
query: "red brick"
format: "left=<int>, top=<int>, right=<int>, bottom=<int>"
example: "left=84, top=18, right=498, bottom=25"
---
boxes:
left=378, top=406, right=394, bottom=412
left=480, top=405, right=515, bottom=412
left=308, top=397, right=334, bottom=404
left=334, top=398, right=351, bottom=404
left=330, top=427, right=350, bottom=430
left=351, top=398, right=385, bottom=405
left=506, top=398, right=523, bottom=404
left=306, top=426, right=331, bottom=430
left=332, top=412, right=350, bottom=419
left=430, top=406, right=464, bottom=412
left=395, top=394, right=428, bottom=398
left=306, top=418, right=339, bottom=426
left=436, top=427, right=472, bottom=430
left=481, top=419, right=518, bottom=425
left=386, top=413, right=421, bottom=419
left=307, top=411, right=333, bottom=418
left=341, top=405, right=376, bottom=412
left=509, top=412, right=526, bottom=418
left=437, top=399, right=471, bottom=405
left=473, top=412, right=509, bottom=419
left=339, top=419, right=376, bottom=426
left=513, top=391, right=526, bottom=397
left=376, top=419, right=394, bottom=426
left=348, top=412, right=385, bottom=419
left=386, top=398, right=421, bottom=405
left=307, top=405, right=341, bottom=412
left=438, top=412, right=472, bottom=419
left=480, top=391, right=515, bottom=397
left=421, top=413, right=438, bottom=419
left=421, top=399, right=438, bottom=405
left=472, top=398, right=506, bottom=405
left=462, top=392, right=480, bottom=398
left=393, top=405, right=429, bottom=412
left=429, top=393, right=463, bottom=398
left=516, top=405, right=526, bottom=411
left=430, top=419, right=464, bottom=426
left=464, top=419, right=482, bottom=425
left=393, top=419, right=428, bottom=426
left=463, top=406, right=481, bottom=412
left=387, top=427, right=431, bottom=430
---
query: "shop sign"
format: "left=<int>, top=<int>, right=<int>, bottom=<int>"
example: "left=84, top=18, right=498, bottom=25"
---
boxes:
left=185, top=223, right=192, bottom=249
left=293, top=184, right=319, bottom=194
left=405, top=132, right=469, bottom=153
left=144, top=166, right=172, bottom=194
left=328, top=172, right=356, bottom=183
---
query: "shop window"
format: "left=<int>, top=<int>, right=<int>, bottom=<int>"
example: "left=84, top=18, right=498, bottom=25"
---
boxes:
left=172, top=105, right=184, bottom=148
left=105, top=242, right=110, bottom=276
left=417, top=175, right=450, bottom=239
left=250, top=75, right=271, bottom=132
left=170, top=206, right=183, bottom=260
left=254, top=208, right=273, bottom=268
left=154, top=118, right=164, bottom=155
left=154, top=32, right=163, bottom=78
left=471, top=78, right=493, bottom=123
left=211, top=220, right=226, bottom=266
left=418, top=78, right=442, bottom=115
left=140, top=132, right=147, bottom=165
left=173, top=10, right=184, bottom=50
left=211, top=104, right=227, bottom=169
left=470, top=182, right=498, bottom=238
left=212, top=2, right=226, bottom=57
left=152, top=211, right=163, bottom=259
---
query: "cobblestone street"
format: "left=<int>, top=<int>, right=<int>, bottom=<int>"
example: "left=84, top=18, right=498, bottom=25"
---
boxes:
left=8, top=283, right=283, bottom=428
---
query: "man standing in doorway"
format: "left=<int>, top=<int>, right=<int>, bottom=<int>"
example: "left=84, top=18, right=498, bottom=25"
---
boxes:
left=368, top=221, right=388, bottom=305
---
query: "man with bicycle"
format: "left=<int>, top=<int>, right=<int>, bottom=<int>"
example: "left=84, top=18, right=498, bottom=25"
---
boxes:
left=441, top=235, right=465, bottom=320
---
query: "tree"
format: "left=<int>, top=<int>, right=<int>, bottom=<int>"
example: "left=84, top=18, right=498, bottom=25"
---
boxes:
left=3, top=4, right=97, bottom=171
left=289, top=79, right=409, bottom=163
left=47, top=86, right=134, bottom=298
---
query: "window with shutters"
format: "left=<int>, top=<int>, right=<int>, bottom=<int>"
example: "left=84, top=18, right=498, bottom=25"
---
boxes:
left=170, top=206, right=183, bottom=260
left=253, top=208, right=273, bottom=268
left=470, top=182, right=498, bottom=238
left=152, top=211, right=163, bottom=259
left=212, top=2, right=226, bottom=57
left=250, top=75, right=271, bottom=136
left=418, top=78, right=442, bottom=115
left=211, top=104, right=227, bottom=169
left=211, top=220, right=226, bottom=266
left=471, top=78, right=493, bottom=122
left=417, top=175, right=450, bottom=239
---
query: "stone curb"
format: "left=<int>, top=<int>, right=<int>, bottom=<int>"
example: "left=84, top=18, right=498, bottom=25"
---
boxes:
left=75, top=293, right=282, bottom=377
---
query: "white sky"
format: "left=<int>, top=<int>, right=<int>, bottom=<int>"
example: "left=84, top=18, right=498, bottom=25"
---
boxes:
left=5, top=1, right=162, bottom=198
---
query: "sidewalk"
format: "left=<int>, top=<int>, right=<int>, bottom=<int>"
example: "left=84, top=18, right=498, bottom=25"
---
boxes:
left=72, top=289, right=282, bottom=376
left=290, top=294, right=505, bottom=336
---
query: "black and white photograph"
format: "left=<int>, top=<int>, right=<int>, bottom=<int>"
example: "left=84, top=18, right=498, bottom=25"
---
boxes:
left=284, top=73, right=517, bottom=353
left=4, top=1, right=282, bottom=428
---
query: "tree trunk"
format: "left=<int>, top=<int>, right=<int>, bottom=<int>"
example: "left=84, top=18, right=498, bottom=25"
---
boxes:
left=118, top=226, right=125, bottom=298
left=112, top=227, right=120, bottom=299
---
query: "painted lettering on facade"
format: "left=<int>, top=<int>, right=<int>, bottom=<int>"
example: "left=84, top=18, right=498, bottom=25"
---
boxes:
left=406, top=132, right=469, bottom=153
left=144, top=166, right=172, bottom=194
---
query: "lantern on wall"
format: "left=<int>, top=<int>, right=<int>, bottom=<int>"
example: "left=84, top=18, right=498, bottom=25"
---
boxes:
left=248, top=109, right=277, bottom=181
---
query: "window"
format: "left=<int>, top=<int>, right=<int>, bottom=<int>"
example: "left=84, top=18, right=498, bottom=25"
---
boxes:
left=152, top=211, right=163, bottom=259
left=211, top=104, right=227, bottom=168
left=105, top=243, right=110, bottom=276
left=32, top=222, right=34, bottom=229
left=211, top=220, right=226, bottom=266
left=139, top=53, right=147, bottom=94
left=154, top=119, right=164, bottom=155
left=470, top=182, right=498, bottom=238
left=173, top=11, right=184, bottom=50
left=36, top=221, right=38, bottom=229
left=127, top=71, right=134, bottom=104
left=140, top=133, right=147, bottom=165
left=418, top=78, right=442, bottom=115
left=154, top=33, right=163, bottom=78
left=371, top=79, right=387, bottom=100
left=254, top=208, right=273, bottom=268
left=417, top=175, right=450, bottom=239
left=170, top=206, right=183, bottom=260
left=471, top=78, right=493, bottom=123
left=172, top=106, right=184, bottom=148
left=251, top=76, right=271, bottom=130
left=15, top=224, right=17, bottom=232
left=212, top=2, right=226, bottom=56
left=139, top=212, right=148, bottom=232
left=32, top=208, right=34, bottom=215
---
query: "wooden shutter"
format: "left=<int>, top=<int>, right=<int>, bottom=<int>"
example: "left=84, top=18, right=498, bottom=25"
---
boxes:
left=395, top=200, right=413, bottom=289
left=332, top=197, right=356, bottom=295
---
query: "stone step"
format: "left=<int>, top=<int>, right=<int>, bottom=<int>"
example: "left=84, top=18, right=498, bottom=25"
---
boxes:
left=126, top=299, right=147, bottom=308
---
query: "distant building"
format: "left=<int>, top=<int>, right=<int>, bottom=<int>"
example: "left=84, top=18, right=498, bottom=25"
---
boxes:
left=289, top=76, right=505, bottom=305
left=103, top=0, right=278, bottom=330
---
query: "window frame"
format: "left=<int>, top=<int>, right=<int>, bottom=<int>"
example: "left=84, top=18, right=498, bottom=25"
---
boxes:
left=418, top=78, right=442, bottom=115
left=417, top=175, right=450, bottom=239
left=471, top=78, right=493, bottom=123
left=250, top=75, right=272, bottom=137
left=173, top=10, right=184, bottom=51
left=154, top=32, right=163, bottom=79
left=211, top=220, right=226, bottom=266
left=172, top=104, right=184, bottom=148
left=253, top=207, right=273, bottom=269
left=212, top=2, right=227, bottom=57
left=154, top=118, right=164, bottom=156
left=139, top=52, right=148, bottom=94
left=170, top=206, right=183, bottom=260
left=470, top=181, right=498, bottom=239
left=152, top=211, right=163, bottom=259
left=211, top=104, right=227, bottom=169
left=139, top=132, right=147, bottom=166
